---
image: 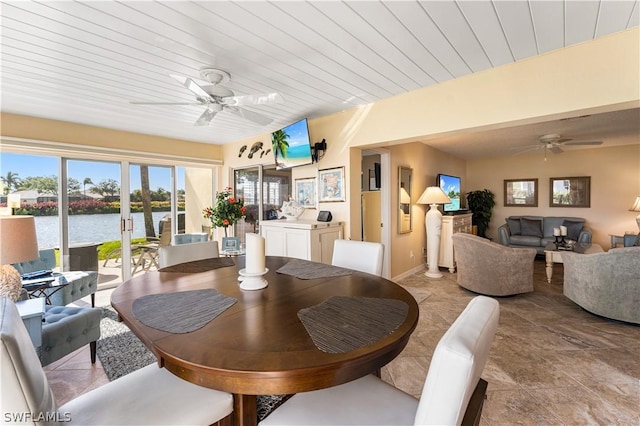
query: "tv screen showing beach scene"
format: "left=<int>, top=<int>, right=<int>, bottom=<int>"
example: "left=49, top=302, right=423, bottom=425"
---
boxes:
left=271, top=118, right=313, bottom=170
left=437, top=174, right=461, bottom=212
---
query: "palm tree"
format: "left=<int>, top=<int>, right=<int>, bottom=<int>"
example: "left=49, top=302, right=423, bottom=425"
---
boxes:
left=1, top=171, right=20, bottom=195
left=140, top=165, right=155, bottom=239
left=83, top=177, right=93, bottom=197
left=271, top=129, right=289, bottom=167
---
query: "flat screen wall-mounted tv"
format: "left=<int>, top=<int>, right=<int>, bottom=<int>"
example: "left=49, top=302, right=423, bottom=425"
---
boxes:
left=271, top=118, right=313, bottom=170
left=436, top=173, right=462, bottom=212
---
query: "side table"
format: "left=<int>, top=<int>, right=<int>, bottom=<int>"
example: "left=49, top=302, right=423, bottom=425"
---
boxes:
left=23, top=273, right=71, bottom=304
left=544, top=242, right=604, bottom=283
left=16, top=298, right=45, bottom=348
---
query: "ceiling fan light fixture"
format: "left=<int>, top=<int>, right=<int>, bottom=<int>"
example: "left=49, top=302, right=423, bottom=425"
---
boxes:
left=199, top=68, right=231, bottom=85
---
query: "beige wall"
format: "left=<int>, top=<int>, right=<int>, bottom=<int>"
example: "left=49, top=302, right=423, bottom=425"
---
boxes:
left=388, top=142, right=467, bottom=277
left=1, top=113, right=222, bottom=162
left=467, top=144, right=640, bottom=249
left=320, top=27, right=639, bottom=148
left=184, top=167, right=214, bottom=233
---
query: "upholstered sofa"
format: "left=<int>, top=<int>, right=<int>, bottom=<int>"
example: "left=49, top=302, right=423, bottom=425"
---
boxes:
left=562, top=246, right=640, bottom=324
left=13, top=249, right=98, bottom=307
left=452, top=233, right=536, bottom=296
left=497, top=216, right=592, bottom=255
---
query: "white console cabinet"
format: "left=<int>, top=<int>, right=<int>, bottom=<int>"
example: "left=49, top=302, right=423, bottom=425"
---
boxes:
left=438, top=213, right=473, bottom=273
left=260, top=220, right=343, bottom=264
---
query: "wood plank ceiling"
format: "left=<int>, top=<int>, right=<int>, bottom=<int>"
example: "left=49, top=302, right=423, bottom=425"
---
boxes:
left=1, top=1, right=638, bottom=156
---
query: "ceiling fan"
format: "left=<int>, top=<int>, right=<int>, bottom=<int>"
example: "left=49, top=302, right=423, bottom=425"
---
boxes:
left=130, top=68, right=284, bottom=126
left=516, top=133, right=603, bottom=158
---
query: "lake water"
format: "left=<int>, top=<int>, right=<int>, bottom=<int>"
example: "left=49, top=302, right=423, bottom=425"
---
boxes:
left=35, top=212, right=169, bottom=249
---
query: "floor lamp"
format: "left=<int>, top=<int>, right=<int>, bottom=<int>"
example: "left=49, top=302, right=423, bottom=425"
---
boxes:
left=0, top=215, right=39, bottom=301
left=417, top=187, right=451, bottom=278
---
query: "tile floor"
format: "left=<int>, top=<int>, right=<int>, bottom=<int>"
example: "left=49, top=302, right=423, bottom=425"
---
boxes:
left=45, top=259, right=639, bottom=424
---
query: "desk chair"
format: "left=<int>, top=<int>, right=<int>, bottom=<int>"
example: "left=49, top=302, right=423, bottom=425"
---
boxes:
left=331, top=239, right=384, bottom=276
left=260, top=296, right=499, bottom=426
left=1, top=297, right=233, bottom=426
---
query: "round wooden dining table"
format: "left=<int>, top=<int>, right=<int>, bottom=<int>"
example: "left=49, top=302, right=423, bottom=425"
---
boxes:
left=110, top=256, right=419, bottom=426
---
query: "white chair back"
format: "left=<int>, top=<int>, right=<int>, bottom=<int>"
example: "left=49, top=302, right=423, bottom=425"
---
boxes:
left=0, top=297, right=58, bottom=420
left=414, top=295, right=500, bottom=425
left=331, top=239, right=384, bottom=276
left=158, top=241, right=220, bottom=269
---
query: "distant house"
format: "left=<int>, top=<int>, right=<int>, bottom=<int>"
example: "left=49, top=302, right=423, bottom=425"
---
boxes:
left=0, top=190, right=106, bottom=204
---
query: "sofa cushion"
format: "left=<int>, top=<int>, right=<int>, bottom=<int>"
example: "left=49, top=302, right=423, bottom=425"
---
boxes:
left=562, top=220, right=583, bottom=241
left=506, top=218, right=521, bottom=235
left=509, top=235, right=542, bottom=247
left=520, top=218, right=543, bottom=237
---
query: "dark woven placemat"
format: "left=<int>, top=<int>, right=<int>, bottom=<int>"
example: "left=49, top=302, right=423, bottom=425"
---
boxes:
left=298, top=296, right=409, bottom=353
left=276, top=259, right=352, bottom=280
left=132, top=289, right=236, bottom=333
left=158, top=257, right=235, bottom=273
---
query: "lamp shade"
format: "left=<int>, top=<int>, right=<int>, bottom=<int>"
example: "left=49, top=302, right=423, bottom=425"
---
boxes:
left=0, top=215, right=39, bottom=264
left=400, top=187, right=411, bottom=204
left=629, top=196, right=640, bottom=212
left=417, top=186, right=451, bottom=205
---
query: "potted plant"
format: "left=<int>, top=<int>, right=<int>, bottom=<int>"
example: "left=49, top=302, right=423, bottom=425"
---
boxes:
left=466, top=189, right=495, bottom=239
left=203, top=187, right=246, bottom=237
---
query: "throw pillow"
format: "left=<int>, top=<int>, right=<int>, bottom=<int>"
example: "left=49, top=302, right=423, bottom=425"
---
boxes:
left=506, top=218, right=521, bottom=235
left=520, top=218, right=543, bottom=238
left=634, top=234, right=640, bottom=246
left=562, top=220, right=583, bottom=241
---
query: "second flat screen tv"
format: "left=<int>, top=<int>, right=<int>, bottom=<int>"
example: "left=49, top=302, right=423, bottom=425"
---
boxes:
left=271, top=118, right=313, bottom=170
left=437, top=174, right=462, bottom=212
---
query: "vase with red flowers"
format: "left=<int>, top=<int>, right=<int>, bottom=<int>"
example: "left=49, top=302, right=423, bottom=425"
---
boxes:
left=203, top=187, right=246, bottom=237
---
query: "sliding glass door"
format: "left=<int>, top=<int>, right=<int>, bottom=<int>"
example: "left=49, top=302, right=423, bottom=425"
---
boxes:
left=233, top=165, right=291, bottom=244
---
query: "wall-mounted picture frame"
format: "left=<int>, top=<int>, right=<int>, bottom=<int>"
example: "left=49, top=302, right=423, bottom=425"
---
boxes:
left=550, top=176, right=591, bottom=207
left=319, top=167, right=345, bottom=202
left=504, top=178, right=538, bottom=207
left=295, top=177, right=317, bottom=208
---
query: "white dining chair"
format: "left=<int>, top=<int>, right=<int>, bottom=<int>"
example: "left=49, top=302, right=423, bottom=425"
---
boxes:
left=158, top=240, right=220, bottom=269
left=260, top=295, right=500, bottom=426
left=331, top=239, right=384, bottom=276
left=0, top=296, right=233, bottom=426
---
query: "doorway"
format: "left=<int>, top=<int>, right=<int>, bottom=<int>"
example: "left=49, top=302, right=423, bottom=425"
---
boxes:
left=361, top=149, right=390, bottom=278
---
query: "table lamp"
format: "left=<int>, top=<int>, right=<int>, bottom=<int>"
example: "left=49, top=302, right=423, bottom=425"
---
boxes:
left=0, top=215, right=39, bottom=301
left=630, top=196, right=640, bottom=231
left=417, top=186, right=451, bottom=278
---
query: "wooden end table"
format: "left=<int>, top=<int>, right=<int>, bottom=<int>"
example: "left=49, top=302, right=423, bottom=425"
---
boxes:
left=544, top=242, right=604, bottom=283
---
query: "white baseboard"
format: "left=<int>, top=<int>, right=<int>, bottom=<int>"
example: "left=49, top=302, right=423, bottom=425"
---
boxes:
left=391, top=264, right=426, bottom=282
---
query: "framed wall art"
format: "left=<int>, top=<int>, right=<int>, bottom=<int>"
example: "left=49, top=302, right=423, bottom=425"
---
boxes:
left=504, top=178, right=538, bottom=207
left=318, top=167, right=345, bottom=202
left=550, top=176, right=591, bottom=207
left=295, top=177, right=316, bottom=208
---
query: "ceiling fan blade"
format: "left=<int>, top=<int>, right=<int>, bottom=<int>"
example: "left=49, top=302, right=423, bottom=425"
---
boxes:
left=170, top=74, right=211, bottom=100
left=549, top=146, right=564, bottom=154
left=226, top=106, right=273, bottom=125
left=130, top=101, right=203, bottom=105
left=194, top=108, right=218, bottom=126
left=223, top=92, right=284, bottom=107
left=563, top=140, right=603, bottom=146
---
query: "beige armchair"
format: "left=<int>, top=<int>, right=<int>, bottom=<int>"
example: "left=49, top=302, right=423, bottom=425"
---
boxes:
left=452, top=233, right=536, bottom=296
left=563, top=247, right=640, bottom=324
